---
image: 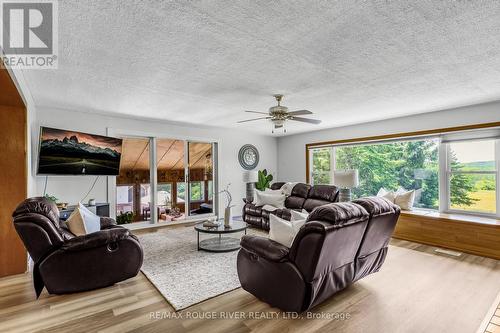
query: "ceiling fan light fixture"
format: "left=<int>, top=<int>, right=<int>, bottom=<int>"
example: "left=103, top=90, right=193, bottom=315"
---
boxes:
left=272, top=118, right=285, bottom=126
left=238, top=94, right=320, bottom=133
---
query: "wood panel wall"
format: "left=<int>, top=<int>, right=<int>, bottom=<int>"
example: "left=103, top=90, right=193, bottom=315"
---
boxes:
left=393, top=211, right=500, bottom=260
left=0, top=67, right=27, bottom=277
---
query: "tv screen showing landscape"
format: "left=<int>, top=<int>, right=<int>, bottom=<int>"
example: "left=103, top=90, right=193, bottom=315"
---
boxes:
left=37, top=127, right=123, bottom=175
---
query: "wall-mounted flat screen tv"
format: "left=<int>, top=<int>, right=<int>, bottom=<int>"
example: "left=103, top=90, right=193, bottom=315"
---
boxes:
left=37, top=127, right=123, bottom=175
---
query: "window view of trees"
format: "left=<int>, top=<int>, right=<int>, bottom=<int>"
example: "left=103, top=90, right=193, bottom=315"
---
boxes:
left=334, top=140, right=440, bottom=209
left=157, top=183, right=172, bottom=207
left=311, top=138, right=499, bottom=213
left=189, top=182, right=204, bottom=201
left=176, top=182, right=205, bottom=203
left=448, top=140, right=496, bottom=214
left=177, top=182, right=186, bottom=203
left=311, top=148, right=331, bottom=185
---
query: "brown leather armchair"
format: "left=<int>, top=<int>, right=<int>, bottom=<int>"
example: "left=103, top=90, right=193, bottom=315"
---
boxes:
left=12, top=197, right=143, bottom=297
left=237, top=197, right=400, bottom=312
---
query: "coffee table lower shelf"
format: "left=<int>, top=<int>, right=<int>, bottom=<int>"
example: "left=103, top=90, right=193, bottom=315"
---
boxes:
left=195, top=220, right=248, bottom=253
left=198, top=235, right=242, bottom=252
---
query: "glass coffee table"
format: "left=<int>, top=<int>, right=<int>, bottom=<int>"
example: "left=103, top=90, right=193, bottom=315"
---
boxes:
left=194, top=220, right=247, bottom=252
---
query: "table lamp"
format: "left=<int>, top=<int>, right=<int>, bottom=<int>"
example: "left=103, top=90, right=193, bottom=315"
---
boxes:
left=242, top=171, right=258, bottom=203
left=333, top=169, right=359, bottom=202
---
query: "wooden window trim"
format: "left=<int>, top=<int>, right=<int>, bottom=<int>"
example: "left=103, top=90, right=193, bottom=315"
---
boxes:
left=305, top=121, right=500, bottom=183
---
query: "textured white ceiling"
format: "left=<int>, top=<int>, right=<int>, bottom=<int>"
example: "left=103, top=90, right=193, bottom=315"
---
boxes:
left=23, top=0, right=500, bottom=136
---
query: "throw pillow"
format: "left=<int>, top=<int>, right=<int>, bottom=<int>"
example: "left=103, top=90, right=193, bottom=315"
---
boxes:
left=291, top=209, right=309, bottom=221
left=377, top=187, right=389, bottom=196
left=377, top=187, right=396, bottom=203
left=261, top=204, right=278, bottom=212
left=253, top=191, right=286, bottom=208
left=65, top=208, right=87, bottom=236
left=394, top=189, right=416, bottom=210
left=66, top=203, right=101, bottom=236
left=269, top=214, right=306, bottom=248
left=264, top=188, right=283, bottom=195
left=280, top=182, right=299, bottom=196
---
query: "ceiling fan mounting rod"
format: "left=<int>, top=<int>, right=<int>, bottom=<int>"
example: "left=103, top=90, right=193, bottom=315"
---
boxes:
left=273, top=94, right=283, bottom=106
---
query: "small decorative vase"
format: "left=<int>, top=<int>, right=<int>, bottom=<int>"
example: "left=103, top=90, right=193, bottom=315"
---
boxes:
left=224, top=207, right=232, bottom=228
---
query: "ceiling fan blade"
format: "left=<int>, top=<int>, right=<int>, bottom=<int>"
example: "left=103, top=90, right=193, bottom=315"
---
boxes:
left=245, top=110, right=269, bottom=115
left=290, top=116, right=322, bottom=124
left=288, top=110, right=313, bottom=116
left=237, top=117, right=271, bottom=123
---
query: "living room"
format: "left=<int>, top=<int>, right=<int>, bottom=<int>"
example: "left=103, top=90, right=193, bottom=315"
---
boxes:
left=1, top=1, right=500, bottom=333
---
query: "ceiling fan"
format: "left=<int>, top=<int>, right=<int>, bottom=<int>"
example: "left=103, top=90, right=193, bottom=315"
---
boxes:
left=237, top=94, right=321, bottom=133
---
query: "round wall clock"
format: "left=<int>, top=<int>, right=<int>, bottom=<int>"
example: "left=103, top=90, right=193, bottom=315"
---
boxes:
left=238, top=144, right=259, bottom=170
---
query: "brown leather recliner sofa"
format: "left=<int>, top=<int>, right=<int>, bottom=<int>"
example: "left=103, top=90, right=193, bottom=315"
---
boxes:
left=12, top=197, right=143, bottom=297
left=242, top=182, right=340, bottom=230
left=237, top=197, right=400, bottom=312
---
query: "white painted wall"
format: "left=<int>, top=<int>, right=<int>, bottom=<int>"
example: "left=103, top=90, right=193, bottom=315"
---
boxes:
left=33, top=107, right=278, bottom=216
left=277, top=101, right=500, bottom=183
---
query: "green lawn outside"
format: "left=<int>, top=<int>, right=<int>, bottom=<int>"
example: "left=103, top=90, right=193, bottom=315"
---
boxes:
left=451, top=190, right=496, bottom=214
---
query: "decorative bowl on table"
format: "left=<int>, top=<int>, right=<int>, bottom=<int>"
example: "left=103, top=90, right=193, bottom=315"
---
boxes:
left=203, top=216, right=220, bottom=228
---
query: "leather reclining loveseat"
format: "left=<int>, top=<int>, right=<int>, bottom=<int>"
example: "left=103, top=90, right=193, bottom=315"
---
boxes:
left=242, top=182, right=340, bottom=230
left=237, top=196, right=400, bottom=312
left=12, top=197, right=143, bottom=297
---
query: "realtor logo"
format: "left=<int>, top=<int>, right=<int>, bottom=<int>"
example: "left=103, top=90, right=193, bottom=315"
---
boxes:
left=1, top=0, right=58, bottom=69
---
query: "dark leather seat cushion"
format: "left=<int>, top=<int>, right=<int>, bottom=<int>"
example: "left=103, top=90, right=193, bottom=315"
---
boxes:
left=303, top=199, right=331, bottom=212
left=352, top=196, right=398, bottom=217
left=291, top=183, right=311, bottom=198
left=240, top=235, right=290, bottom=262
left=245, top=215, right=262, bottom=227
left=62, top=228, right=130, bottom=252
left=244, top=204, right=263, bottom=216
left=285, top=196, right=306, bottom=210
left=307, top=202, right=369, bottom=228
left=13, top=197, right=60, bottom=227
left=308, top=185, right=339, bottom=202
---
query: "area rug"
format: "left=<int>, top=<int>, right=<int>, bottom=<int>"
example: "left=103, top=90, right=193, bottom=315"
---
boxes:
left=137, top=226, right=264, bottom=311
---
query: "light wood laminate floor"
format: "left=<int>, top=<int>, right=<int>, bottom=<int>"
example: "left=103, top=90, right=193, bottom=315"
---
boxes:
left=0, top=234, right=499, bottom=333
left=483, top=293, right=500, bottom=333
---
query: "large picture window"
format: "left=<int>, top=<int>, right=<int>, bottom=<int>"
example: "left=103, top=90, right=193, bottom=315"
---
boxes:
left=311, top=148, right=333, bottom=185
left=309, top=135, right=499, bottom=217
left=311, top=139, right=439, bottom=209
left=447, top=140, right=496, bottom=215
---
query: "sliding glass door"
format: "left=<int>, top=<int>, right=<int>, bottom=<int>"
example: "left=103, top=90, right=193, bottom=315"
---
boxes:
left=115, top=137, right=152, bottom=223
left=114, top=135, right=217, bottom=225
left=156, top=139, right=186, bottom=222
left=187, top=141, right=214, bottom=216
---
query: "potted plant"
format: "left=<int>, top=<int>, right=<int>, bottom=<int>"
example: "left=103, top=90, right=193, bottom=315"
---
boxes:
left=255, top=169, right=273, bottom=191
left=44, top=194, right=68, bottom=209
left=116, top=211, right=134, bottom=225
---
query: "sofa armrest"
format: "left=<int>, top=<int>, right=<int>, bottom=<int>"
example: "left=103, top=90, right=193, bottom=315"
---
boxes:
left=100, top=216, right=117, bottom=229
left=61, top=228, right=130, bottom=252
left=240, top=235, right=289, bottom=262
